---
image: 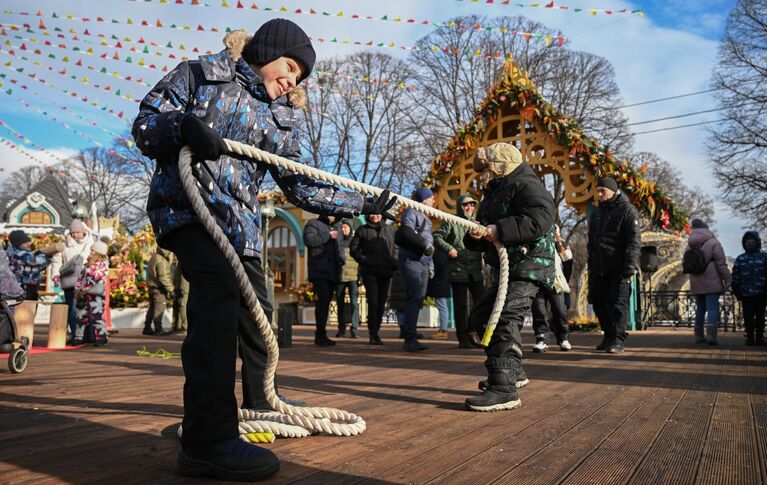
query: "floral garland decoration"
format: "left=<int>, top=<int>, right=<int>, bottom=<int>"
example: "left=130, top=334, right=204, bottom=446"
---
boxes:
left=422, top=66, right=688, bottom=231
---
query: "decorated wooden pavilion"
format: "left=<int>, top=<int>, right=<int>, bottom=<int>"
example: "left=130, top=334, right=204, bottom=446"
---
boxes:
left=424, top=60, right=687, bottom=232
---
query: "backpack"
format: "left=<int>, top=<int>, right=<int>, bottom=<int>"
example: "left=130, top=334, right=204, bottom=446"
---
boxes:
left=682, top=244, right=708, bottom=274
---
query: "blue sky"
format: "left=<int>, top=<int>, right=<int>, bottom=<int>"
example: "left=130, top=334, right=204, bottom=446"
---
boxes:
left=0, top=0, right=747, bottom=253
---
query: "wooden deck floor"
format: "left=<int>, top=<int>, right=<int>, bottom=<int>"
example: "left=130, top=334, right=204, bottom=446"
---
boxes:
left=1, top=325, right=765, bottom=484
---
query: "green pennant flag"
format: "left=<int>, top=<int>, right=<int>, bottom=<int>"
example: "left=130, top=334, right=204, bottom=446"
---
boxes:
left=126, top=56, right=132, bottom=63
left=166, top=41, right=173, bottom=47
left=574, top=8, right=581, bottom=12
left=52, top=12, right=58, bottom=18
left=100, top=67, right=107, bottom=73
left=73, top=46, right=80, bottom=51
left=111, top=35, right=118, bottom=39
left=116, top=89, right=121, bottom=95
left=5, top=89, right=11, bottom=95
left=48, top=53, right=55, bottom=58
left=225, top=27, right=231, bottom=32
left=381, top=15, right=388, bottom=20
left=54, top=27, right=62, bottom=32
left=112, top=19, right=119, bottom=23
left=143, top=46, right=149, bottom=53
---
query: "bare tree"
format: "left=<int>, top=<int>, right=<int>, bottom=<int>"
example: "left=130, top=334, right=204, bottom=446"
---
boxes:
left=0, top=165, right=49, bottom=201
left=708, top=0, right=767, bottom=228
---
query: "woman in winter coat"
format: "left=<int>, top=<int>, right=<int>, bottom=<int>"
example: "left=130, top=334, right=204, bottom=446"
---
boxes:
left=51, top=219, right=94, bottom=337
left=131, top=20, right=392, bottom=481
left=687, top=218, right=731, bottom=345
left=304, top=215, right=342, bottom=346
left=350, top=213, right=398, bottom=344
left=433, top=192, right=485, bottom=348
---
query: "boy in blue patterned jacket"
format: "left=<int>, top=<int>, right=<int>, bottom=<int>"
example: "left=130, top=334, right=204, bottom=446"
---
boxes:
left=132, top=19, right=392, bottom=481
left=6, top=230, right=49, bottom=301
left=731, top=231, right=767, bottom=346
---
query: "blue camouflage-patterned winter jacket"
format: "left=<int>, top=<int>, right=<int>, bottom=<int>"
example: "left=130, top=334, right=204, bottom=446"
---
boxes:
left=7, top=245, right=49, bottom=287
left=132, top=47, right=364, bottom=257
left=731, top=231, right=767, bottom=299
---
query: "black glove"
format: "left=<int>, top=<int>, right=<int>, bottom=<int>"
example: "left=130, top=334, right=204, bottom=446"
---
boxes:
left=361, top=189, right=397, bottom=221
left=180, top=116, right=227, bottom=161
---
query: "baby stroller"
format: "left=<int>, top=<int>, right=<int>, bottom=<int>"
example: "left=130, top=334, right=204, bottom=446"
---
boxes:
left=0, top=297, right=29, bottom=373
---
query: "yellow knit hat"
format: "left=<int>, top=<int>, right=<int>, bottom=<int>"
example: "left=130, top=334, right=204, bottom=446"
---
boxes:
left=473, top=143, right=524, bottom=177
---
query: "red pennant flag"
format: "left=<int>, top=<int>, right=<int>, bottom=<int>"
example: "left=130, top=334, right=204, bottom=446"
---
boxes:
left=162, top=65, right=169, bottom=72
left=422, top=20, right=429, bottom=24
left=39, top=20, right=47, bottom=29
left=169, top=53, right=176, bottom=59
left=557, top=35, right=565, bottom=46
left=296, top=9, right=303, bottom=13
left=310, top=9, right=316, bottom=14
left=197, top=25, right=205, bottom=31
left=97, top=16, right=105, bottom=21
left=522, top=33, right=531, bottom=41
left=118, top=111, right=124, bottom=118
left=76, top=59, right=83, bottom=66
left=141, top=20, right=149, bottom=26
left=113, top=52, right=120, bottom=60
left=149, top=64, right=157, bottom=69
left=407, top=19, right=415, bottom=23
left=100, top=52, right=107, bottom=58
left=546, top=1, right=554, bottom=7
left=138, top=37, right=145, bottom=44
left=236, top=0, right=244, bottom=7
left=83, top=29, right=90, bottom=36
left=36, top=9, right=42, bottom=16
left=125, top=75, right=132, bottom=80
left=156, top=19, right=163, bottom=27
left=193, top=47, right=200, bottom=52
left=176, top=0, right=183, bottom=3
left=502, top=0, right=510, bottom=4
left=59, top=68, right=66, bottom=75
left=250, top=3, right=258, bottom=8
left=44, top=40, right=51, bottom=46
left=20, top=43, right=27, bottom=50
left=116, top=41, right=123, bottom=48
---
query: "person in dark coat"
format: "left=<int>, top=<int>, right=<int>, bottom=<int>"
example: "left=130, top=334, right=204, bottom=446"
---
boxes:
left=350, top=213, right=398, bottom=345
left=731, top=231, right=767, bottom=345
left=131, top=20, right=393, bottom=481
left=304, top=215, right=342, bottom=346
left=587, top=177, right=641, bottom=354
left=433, top=193, right=485, bottom=348
left=396, top=187, right=436, bottom=352
left=426, top=247, right=452, bottom=340
left=143, top=247, right=175, bottom=336
left=464, top=142, right=556, bottom=413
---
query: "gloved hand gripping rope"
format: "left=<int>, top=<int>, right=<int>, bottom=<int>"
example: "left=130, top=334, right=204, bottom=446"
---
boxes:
left=177, top=140, right=510, bottom=440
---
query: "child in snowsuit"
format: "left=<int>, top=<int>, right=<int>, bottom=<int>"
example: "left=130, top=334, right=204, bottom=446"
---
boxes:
left=464, top=142, right=556, bottom=412
left=131, top=19, right=393, bottom=481
left=731, top=231, right=767, bottom=346
left=73, top=241, right=110, bottom=346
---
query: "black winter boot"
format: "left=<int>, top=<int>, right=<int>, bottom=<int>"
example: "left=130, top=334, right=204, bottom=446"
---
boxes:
left=466, top=363, right=521, bottom=412
left=142, top=325, right=155, bottom=336
left=369, top=333, right=383, bottom=345
left=314, top=332, right=336, bottom=347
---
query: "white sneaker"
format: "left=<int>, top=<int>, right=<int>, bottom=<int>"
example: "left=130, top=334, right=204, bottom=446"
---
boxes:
left=559, top=340, right=572, bottom=351
left=532, top=341, right=549, bottom=353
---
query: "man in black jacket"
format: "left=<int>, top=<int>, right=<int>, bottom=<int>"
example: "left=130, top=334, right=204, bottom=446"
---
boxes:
left=465, top=142, right=556, bottom=412
left=587, top=177, right=641, bottom=354
left=350, top=213, right=399, bottom=344
left=304, top=215, right=342, bottom=346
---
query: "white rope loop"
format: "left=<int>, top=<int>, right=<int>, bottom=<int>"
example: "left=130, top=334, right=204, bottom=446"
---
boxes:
left=177, top=138, right=510, bottom=439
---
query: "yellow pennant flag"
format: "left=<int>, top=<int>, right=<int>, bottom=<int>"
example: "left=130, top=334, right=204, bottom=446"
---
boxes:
left=221, top=0, right=229, bottom=7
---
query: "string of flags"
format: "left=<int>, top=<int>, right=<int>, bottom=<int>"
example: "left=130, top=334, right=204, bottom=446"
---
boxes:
left=121, top=0, right=585, bottom=35
left=9, top=20, right=422, bottom=93
left=0, top=117, right=71, bottom=164
left=0, top=135, right=48, bottom=165
left=0, top=55, right=134, bottom=127
left=454, top=0, right=644, bottom=17
left=4, top=10, right=565, bottom=57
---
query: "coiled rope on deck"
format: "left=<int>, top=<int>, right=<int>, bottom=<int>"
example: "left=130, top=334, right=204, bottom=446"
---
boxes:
left=178, top=139, right=509, bottom=439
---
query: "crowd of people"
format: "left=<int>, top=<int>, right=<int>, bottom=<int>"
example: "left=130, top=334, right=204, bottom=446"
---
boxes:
left=3, top=16, right=764, bottom=482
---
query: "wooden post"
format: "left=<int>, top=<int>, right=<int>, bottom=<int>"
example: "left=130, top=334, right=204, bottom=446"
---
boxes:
left=48, top=304, right=69, bottom=349
left=15, top=301, right=37, bottom=347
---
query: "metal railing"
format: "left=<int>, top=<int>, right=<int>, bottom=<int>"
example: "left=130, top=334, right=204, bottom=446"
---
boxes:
left=640, top=290, right=742, bottom=331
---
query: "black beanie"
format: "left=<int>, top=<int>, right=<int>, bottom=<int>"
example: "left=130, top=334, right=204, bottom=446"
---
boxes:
left=691, top=218, right=708, bottom=229
left=9, top=230, right=31, bottom=247
left=243, top=19, right=316, bottom=83
left=597, top=177, right=619, bottom=192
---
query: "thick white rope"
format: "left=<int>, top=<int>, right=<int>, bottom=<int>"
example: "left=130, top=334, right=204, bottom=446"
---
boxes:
left=177, top=139, right=509, bottom=439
